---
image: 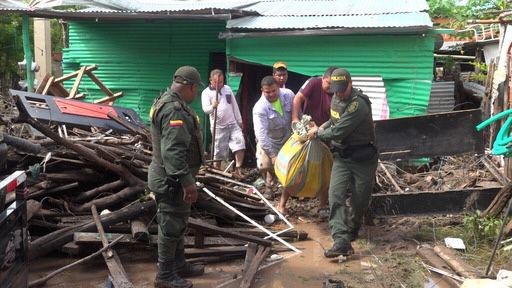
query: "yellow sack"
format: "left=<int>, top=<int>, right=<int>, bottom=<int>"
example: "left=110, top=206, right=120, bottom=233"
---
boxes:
left=274, top=134, right=333, bottom=198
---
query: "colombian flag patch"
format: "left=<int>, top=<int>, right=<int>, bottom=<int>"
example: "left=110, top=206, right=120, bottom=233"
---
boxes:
left=169, top=120, right=183, bottom=127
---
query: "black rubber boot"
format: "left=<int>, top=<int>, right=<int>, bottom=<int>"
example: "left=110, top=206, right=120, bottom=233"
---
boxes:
left=175, top=249, right=205, bottom=278
left=154, top=259, right=193, bottom=288
left=324, top=241, right=354, bottom=258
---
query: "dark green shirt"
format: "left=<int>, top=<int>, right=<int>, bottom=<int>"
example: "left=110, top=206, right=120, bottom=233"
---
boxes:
left=318, top=88, right=375, bottom=149
left=148, top=89, right=204, bottom=194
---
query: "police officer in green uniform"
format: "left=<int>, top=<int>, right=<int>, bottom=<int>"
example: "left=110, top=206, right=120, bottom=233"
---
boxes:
left=308, top=68, right=378, bottom=258
left=149, top=66, right=205, bottom=288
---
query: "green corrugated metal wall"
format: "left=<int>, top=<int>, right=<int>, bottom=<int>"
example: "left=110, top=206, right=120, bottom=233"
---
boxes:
left=227, top=34, right=435, bottom=118
left=63, top=20, right=226, bottom=123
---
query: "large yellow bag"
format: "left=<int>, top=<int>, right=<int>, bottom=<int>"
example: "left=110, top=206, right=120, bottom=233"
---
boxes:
left=274, top=134, right=333, bottom=198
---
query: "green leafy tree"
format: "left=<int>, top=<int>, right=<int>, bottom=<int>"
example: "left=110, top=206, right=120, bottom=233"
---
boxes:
left=0, top=14, right=24, bottom=91
left=428, top=0, right=510, bottom=28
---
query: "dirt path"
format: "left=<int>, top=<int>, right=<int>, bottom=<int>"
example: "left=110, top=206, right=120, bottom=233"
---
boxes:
left=29, top=217, right=447, bottom=287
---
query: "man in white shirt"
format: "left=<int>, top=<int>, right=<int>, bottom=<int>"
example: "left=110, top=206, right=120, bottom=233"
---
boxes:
left=201, top=69, right=245, bottom=177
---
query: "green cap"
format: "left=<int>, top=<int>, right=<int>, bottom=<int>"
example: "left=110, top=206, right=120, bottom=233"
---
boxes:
left=329, top=68, right=351, bottom=93
left=173, top=66, right=204, bottom=86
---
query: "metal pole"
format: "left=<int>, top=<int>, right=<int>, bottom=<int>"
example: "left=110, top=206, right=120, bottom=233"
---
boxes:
left=210, top=82, right=220, bottom=162
left=22, top=15, right=34, bottom=92
left=202, top=188, right=300, bottom=253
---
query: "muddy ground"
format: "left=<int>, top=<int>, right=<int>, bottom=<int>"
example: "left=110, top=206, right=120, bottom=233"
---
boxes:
left=29, top=213, right=510, bottom=288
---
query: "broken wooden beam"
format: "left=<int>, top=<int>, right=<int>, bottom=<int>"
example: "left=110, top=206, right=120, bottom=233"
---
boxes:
left=434, top=245, right=479, bottom=279
left=91, top=204, right=134, bottom=288
left=240, top=245, right=271, bottom=288
left=188, top=218, right=272, bottom=247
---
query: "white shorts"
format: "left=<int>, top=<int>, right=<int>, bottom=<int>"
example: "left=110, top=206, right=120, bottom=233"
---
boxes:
left=212, top=123, right=245, bottom=160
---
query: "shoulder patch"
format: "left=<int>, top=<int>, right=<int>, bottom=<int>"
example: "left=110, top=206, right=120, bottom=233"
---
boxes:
left=347, top=101, right=359, bottom=113
left=330, top=109, right=340, bottom=119
left=169, top=119, right=184, bottom=127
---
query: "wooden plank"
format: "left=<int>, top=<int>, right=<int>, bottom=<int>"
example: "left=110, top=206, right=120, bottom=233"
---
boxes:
left=48, top=82, right=69, bottom=98
left=36, top=73, right=51, bottom=94
left=240, top=246, right=271, bottom=288
left=375, top=109, right=484, bottom=160
left=54, top=65, right=97, bottom=83
left=417, top=246, right=461, bottom=287
left=242, top=243, right=257, bottom=273
left=86, top=70, right=114, bottom=96
left=434, top=245, right=479, bottom=279
left=74, top=232, right=246, bottom=247
left=41, top=76, right=54, bottom=95
left=93, top=92, right=123, bottom=104
left=68, top=66, right=86, bottom=99
left=379, top=162, right=403, bottom=193
left=91, top=205, right=134, bottom=288
left=188, top=217, right=272, bottom=247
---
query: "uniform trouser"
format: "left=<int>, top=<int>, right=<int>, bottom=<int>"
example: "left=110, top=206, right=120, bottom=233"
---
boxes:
left=156, top=186, right=191, bottom=261
left=328, top=153, right=378, bottom=243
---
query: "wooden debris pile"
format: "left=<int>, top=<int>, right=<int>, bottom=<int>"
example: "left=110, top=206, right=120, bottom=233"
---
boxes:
left=376, top=155, right=506, bottom=193
left=0, top=91, right=306, bottom=286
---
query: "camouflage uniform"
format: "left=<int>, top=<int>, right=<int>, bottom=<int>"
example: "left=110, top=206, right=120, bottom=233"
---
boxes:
left=317, top=68, right=378, bottom=257
left=149, top=88, right=203, bottom=261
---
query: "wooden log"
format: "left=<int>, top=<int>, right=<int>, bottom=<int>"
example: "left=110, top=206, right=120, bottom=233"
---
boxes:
left=29, top=235, right=124, bottom=287
left=14, top=97, right=145, bottom=189
left=240, top=245, right=271, bottom=288
left=433, top=245, right=479, bottom=279
left=188, top=218, right=272, bottom=247
left=73, top=179, right=125, bottom=203
left=72, top=185, right=145, bottom=212
left=26, top=199, right=42, bottom=221
left=28, top=182, right=80, bottom=199
left=91, top=204, right=135, bottom=288
left=482, top=181, right=512, bottom=217
left=29, top=200, right=155, bottom=260
left=130, top=217, right=149, bottom=243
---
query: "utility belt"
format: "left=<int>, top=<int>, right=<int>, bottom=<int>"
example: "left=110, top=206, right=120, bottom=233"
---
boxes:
left=331, top=142, right=378, bottom=162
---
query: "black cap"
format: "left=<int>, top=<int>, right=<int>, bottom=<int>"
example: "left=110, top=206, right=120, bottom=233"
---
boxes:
left=329, top=68, right=351, bottom=93
left=173, top=66, right=204, bottom=86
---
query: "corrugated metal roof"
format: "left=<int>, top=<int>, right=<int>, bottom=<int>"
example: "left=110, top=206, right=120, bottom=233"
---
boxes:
left=352, top=76, right=389, bottom=120
left=227, top=12, right=431, bottom=30
left=63, top=20, right=226, bottom=124
left=247, top=0, right=429, bottom=16
left=428, top=81, right=454, bottom=113
left=228, top=33, right=434, bottom=117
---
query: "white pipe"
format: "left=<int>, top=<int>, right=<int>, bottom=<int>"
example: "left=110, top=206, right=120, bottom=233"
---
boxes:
left=202, top=187, right=300, bottom=253
left=204, top=173, right=294, bottom=229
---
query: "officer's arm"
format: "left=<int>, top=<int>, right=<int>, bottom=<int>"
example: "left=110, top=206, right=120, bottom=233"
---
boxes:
left=318, top=101, right=366, bottom=142
left=159, top=107, right=195, bottom=187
